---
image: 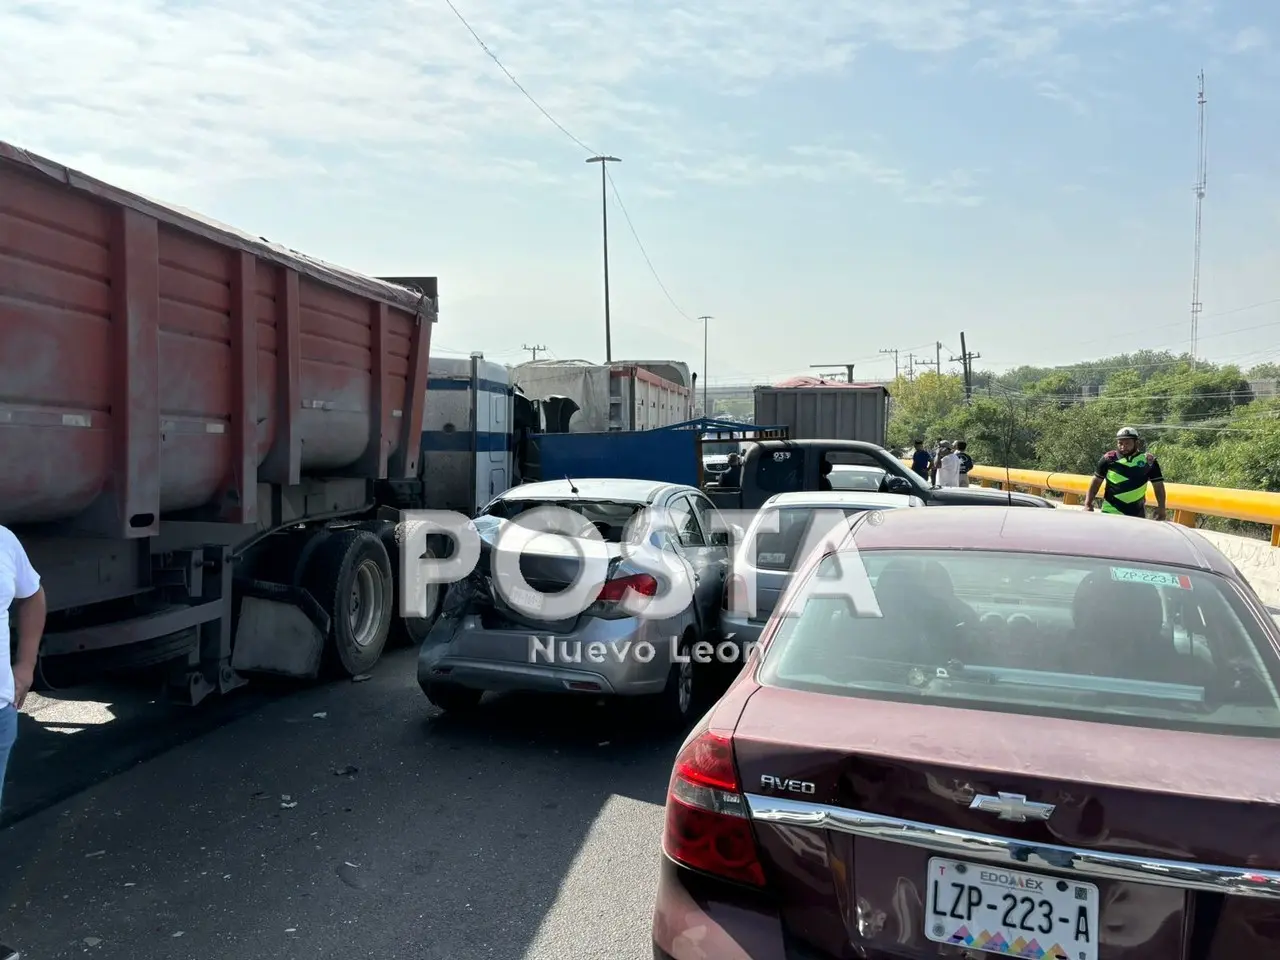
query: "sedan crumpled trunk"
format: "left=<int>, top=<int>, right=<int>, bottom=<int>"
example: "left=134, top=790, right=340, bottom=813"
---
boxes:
left=440, top=515, right=623, bottom=634
left=732, top=686, right=1280, bottom=959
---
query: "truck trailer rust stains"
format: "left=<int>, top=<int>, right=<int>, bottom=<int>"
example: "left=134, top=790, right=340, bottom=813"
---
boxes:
left=0, top=139, right=437, bottom=701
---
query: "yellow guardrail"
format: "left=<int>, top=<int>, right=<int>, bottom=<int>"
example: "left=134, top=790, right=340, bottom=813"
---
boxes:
left=966, top=465, right=1280, bottom=547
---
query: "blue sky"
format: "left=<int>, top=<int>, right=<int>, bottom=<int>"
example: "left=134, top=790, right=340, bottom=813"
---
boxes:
left=2, top=0, right=1278, bottom=383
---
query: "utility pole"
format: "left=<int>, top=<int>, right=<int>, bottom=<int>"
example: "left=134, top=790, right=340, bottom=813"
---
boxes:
left=1190, top=71, right=1207, bottom=370
left=879, top=348, right=900, bottom=379
left=697, top=316, right=712, bottom=416
left=936, top=341, right=943, bottom=374
left=810, top=363, right=858, bottom=382
left=951, top=331, right=981, bottom=401
left=586, top=155, right=621, bottom=362
left=905, top=354, right=919, bottom=381
left=522, top=343, right=547, bottom=361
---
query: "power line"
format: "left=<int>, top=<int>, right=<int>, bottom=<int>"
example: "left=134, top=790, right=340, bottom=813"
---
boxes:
left=606, top=171, right=695, bottom=321
left=522, top=343, right=547, bottom=360
left=441, top=0, right=696, bottom=324
left=441, top=0, right=595, bottom=155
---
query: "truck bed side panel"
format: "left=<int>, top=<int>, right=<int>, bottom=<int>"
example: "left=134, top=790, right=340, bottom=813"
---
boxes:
left=0, top=144, right=433, bottom=532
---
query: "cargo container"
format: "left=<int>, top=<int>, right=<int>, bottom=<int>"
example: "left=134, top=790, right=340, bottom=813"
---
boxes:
left=0, top=140, right=435, bottom=702
left=512, top=359, right=693, bottom=432
left=753, top=380, right=889, bottom=447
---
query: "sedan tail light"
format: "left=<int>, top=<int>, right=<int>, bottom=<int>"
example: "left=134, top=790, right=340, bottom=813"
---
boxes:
left=662, top=730, right=766, bottom=887
left=585, top=573, right=658, bottom=619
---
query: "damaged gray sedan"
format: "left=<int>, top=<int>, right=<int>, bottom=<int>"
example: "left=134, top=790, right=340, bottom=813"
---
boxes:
left=417, top=478, right=735, bottom=727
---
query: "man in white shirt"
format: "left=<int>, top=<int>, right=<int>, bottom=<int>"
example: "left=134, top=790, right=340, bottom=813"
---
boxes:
left=936, top=442, right=962, bottom=488
left=1, top=524, right=45, bottom=815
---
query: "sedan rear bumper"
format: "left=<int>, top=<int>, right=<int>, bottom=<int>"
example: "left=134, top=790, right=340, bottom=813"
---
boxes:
left=652, top=857, right=791, bottom=960
left=419, top=655, right=658, bottom=696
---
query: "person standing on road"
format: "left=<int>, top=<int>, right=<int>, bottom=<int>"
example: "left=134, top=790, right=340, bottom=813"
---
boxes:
left=1, top=524, right=45, bottom=812
left=954, top=441, right=974, bottom=487
left=936, top=442, right=961, bottom=488
left=1, top=525, right=43, bottom=960
left=910, top=439, right=932, bottom=479
left=1084, top=427, right=1167, bottom=521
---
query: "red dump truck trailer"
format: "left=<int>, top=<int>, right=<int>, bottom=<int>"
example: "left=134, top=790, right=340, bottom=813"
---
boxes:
left=0, top=141, right=436, bottom=703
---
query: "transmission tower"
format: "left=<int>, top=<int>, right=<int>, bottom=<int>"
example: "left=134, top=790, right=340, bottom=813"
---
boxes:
left=1190, top=71, right=1207, bottom=369
left=522, top=343, right=547, bottom=361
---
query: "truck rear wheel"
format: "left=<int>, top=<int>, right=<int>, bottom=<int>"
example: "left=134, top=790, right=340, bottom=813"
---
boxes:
left=303, top=528, right=393, bottom=677
left=361, top=520, right=443, bottom=646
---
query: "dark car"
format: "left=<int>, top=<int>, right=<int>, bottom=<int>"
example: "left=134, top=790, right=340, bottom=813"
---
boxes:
left=704, top=440, right=1054, bottom=512
left=653, top=506, right=1280, bottom=960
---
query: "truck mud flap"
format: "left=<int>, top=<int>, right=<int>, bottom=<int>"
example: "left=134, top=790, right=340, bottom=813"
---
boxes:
left=232, top=579, right=331, bottom=679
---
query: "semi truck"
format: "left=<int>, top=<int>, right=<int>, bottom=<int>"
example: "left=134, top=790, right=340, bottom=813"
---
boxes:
left=0, top=140, right=436, bottom=703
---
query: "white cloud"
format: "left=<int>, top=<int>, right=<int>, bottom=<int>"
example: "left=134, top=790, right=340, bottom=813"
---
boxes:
left=0, top=0, right=1205, bottom=199
left=1229, top=26, right=1269, bottom=54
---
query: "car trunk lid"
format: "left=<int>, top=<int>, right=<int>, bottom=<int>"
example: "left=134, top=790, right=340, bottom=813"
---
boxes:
left=732, top=686, right=1280, bottom=959
left=459, top=516, right=625, bottom=634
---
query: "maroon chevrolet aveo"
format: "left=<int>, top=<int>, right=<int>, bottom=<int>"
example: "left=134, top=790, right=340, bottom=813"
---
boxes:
left=653, top=506, right=1280, bottom=960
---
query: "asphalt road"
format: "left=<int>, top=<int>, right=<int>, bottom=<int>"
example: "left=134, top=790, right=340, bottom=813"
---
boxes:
left=0, top=648, right=684, bottom=959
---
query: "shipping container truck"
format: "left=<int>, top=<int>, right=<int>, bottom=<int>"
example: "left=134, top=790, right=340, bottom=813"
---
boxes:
left=753, top=379, right=889, bottom=446
left=512, top=359, right=693, bottom=432
left=0, top=141, right=436, bottom=703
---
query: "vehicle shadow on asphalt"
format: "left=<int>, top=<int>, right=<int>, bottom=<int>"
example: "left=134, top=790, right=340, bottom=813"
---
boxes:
left=0, top=649, right=699, bottom=960
left=1, top=671, right=297, bottom=830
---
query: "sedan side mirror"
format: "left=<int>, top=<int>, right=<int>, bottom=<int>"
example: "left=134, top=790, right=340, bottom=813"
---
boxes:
left=884, top=476, right=913, bottom=494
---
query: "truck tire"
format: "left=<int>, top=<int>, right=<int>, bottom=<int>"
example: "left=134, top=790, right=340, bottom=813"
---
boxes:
left=391, top=520, right=443, bottom=646
left=302, top=528, right=393, bottom=677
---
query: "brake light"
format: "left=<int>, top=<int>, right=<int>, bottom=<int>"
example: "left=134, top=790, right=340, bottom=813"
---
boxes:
left=723, top=574, right=747, bottom=612
left=596, top=573, right=658, bottom=603
left=662, top=731, right=766, bottom=887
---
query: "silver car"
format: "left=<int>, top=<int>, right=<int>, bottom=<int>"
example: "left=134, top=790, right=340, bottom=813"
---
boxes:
left=721, top=490, right=923, bottom=649
left=418, top=479, right=735, bottom=727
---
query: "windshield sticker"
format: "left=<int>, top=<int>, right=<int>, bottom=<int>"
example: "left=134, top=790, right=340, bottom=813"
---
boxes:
left=758, top=552, right=788, bottom=565
left=1110, top=566, right=1192, bottom=590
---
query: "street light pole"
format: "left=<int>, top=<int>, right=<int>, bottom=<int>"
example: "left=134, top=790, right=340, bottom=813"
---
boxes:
left=586, top=155, right=621, bottom=362
left=697, top=315, right=712, bottom=416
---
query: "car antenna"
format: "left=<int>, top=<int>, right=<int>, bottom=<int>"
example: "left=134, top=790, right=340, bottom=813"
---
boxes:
left=1000, top=391, right=1017, bottom=507
left=565, top=474, right=580, bottom=495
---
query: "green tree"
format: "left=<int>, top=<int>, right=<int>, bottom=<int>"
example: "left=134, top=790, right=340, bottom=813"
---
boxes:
left=885, top=373, right=966, bottom=448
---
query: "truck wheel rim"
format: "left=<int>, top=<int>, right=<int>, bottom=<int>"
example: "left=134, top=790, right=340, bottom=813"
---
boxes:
left=350, top=559, right=386, bottom=647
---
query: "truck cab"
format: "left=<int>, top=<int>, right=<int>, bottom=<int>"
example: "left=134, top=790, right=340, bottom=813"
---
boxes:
left=703, top=440, right=1054, bottom=511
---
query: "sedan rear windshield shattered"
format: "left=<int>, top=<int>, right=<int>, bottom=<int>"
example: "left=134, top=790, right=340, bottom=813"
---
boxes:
left=760, top=549, right=1280, bottom=737
left=480, top=497, right=646, bottom=543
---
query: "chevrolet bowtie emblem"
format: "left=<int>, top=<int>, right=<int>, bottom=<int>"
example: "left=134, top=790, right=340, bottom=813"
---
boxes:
left=969, top=792, right=1055, bottom=823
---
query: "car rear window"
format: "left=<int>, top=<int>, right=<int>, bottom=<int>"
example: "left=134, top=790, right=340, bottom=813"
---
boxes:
left=481, top=498, right=644, bottom=543
left=751, top=507, right=871, bottom=570
left=758, top=549, right=1280, bottom=738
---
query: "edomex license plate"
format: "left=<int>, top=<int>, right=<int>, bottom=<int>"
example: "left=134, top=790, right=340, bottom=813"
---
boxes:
left=924, top=857, right=1099, bottom=960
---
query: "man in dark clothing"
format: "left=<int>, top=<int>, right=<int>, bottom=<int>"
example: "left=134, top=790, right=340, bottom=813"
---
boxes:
left=1084, top=426, right=1167, bottom=520
left=910, top=439, right=932, bottom=479
left=954, top=440, right=973, bottom=487
left=717, top=453, right=742, bottom=488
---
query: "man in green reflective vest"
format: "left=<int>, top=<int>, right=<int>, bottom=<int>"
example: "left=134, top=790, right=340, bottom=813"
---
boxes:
left=1083, top=426, right=1167, bottom=520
